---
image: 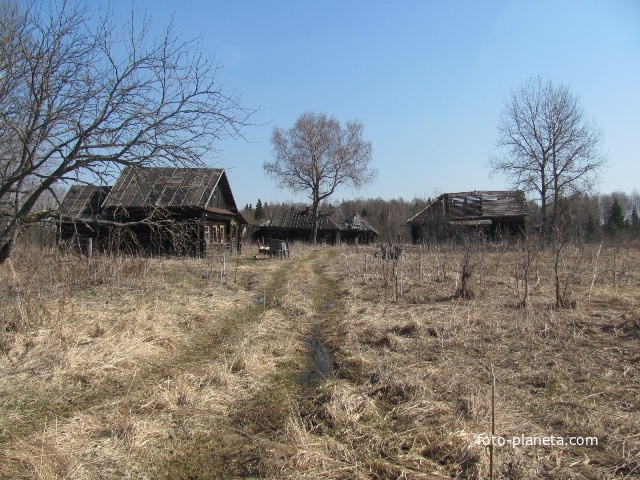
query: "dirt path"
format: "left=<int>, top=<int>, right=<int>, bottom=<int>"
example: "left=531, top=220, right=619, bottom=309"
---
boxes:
left=155, top=246, right=351, bottom=478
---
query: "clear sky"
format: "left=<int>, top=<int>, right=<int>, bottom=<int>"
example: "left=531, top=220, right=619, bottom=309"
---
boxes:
left=123, top=0, right=640, bottom=208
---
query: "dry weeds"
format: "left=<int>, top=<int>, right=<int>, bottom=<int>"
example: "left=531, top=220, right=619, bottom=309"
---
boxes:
left=0, top=240, right=638, bottom=479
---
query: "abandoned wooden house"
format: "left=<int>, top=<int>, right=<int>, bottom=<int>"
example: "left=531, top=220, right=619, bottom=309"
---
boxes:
left=340, top=214, right=378, bottom=244
left=59, top=185, right=112, bottom=251
left=59, top=167, right=247, bottom=255
left=252, top=206, right=343, bottom=244
left=407, top=190, right=528, bottom=243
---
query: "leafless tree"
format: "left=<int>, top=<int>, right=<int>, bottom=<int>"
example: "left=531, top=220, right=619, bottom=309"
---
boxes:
left=489, top=77, right=606, bottom=229
left=550, top=210, right=584, bottom=309
left=264, top=112, right=376, bottom=243
left=515, top=229, right=541, bottom=309
left=0, top=0, right=252, bottom=263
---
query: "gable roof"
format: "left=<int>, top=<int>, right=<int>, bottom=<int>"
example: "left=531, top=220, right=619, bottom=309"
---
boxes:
left=342, top=214, right=378, bottom=234
left=102, top=167, right=235, bottom=210
left=60, top=185, right=111, bottom=219
left=407, top=190, right=528, bottom=224
left=261, top=207, right=342, bottom=231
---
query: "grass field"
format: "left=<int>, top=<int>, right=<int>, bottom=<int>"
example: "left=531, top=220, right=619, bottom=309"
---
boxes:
left=1, top=241, right=638, bottom=479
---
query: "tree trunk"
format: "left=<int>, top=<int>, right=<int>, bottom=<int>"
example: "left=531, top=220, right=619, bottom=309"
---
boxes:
left=0, top=228, right=18, bottom=264
left=555, top=259, right=562, bottom=308
left=310, top=182, right=322, bottom=243
left=310, top=201, right=320, bottom=244
left=540, top=168, right=547, bottom=228
left=552, top=177, right=561, bottom=232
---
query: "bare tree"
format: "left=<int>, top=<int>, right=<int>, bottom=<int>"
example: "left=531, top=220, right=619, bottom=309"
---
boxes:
left=515, top=228, right=541, bottom=309
left=264, top=112, right=376, bottom=243
left=548, top=208, right=585, bottom=309
left=489, top=77, right=606, bottom=229
left=0, top=0, right=252, bottom=263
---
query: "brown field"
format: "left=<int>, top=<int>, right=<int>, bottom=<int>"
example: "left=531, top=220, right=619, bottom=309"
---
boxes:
left=1, top=240, right=639, bottom=479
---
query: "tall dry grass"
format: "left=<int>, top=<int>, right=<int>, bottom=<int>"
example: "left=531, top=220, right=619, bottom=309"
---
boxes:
left=1, top=245, right=279, bottom=478
left=329, top=240, right=639, bottom=478
left=0, top=240, right=638, bottom=478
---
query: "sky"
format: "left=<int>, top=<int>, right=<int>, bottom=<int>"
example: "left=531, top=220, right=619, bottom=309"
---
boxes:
left=120, top=0, right=639, bottom=208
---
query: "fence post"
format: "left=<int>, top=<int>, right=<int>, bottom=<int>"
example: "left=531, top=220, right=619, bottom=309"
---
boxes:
left=220, top=249, right=226, bottom=285
left=85, top=238, right=92, bottom=259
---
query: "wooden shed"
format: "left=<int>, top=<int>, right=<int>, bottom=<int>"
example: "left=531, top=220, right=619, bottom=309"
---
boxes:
left=407, top=190, right=528, bottom=243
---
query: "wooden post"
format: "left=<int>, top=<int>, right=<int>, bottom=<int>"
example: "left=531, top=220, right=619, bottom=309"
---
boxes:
left=400, top=257, right=403, bottom=299
left=220, top=250, right=226, bottom=285
left=394, top=260, right=398, bottom=302
left=364, top=253, right=367, bottom=283
left=85, top=238, right=92, bottom=259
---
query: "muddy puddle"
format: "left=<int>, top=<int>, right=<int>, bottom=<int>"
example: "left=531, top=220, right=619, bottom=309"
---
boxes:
left=294, top=336, right=333, bottom=385
left=252, top=295, right=269, bottom=307
left=321, top=300, right=336, bottom=310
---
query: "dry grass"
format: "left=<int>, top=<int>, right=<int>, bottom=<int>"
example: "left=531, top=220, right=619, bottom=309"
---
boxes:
left=1, top=240, right=638, bottom=479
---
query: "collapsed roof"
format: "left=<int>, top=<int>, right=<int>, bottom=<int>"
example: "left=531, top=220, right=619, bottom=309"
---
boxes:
left=407, top=190, right=528, bottom=225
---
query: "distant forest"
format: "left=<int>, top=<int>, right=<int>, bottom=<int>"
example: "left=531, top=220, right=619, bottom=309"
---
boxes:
left=243, top=190, right=640, bottom=243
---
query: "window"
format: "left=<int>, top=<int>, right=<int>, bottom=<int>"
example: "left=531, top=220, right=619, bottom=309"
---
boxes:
left=205, top=225, right=226, bottom=244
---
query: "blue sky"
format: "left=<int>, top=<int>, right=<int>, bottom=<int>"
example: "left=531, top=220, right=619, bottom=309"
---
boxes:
left=124, top=0, right=639, bottom=207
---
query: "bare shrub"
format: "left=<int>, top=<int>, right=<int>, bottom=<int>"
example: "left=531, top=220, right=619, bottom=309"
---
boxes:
left=455, top=232, right=484, bottom=299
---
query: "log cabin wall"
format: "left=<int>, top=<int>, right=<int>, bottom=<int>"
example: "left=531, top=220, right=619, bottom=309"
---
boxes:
left=59, top=168, right=246, bottom=257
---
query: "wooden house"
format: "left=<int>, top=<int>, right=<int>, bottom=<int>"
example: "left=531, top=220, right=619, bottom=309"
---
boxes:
left=407, top=190, right=528, bottom=243
left=59, top=185, right=111, bottom=250
left=340, top=214, right=378, bottom=244
left=252, top=206, right=343, bottom=245
left=59, top=167, right=246, bottom=255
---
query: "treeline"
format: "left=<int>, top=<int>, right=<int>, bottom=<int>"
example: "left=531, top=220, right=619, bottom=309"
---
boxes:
left=538, top=190, right=640, bottom=241
left=242, top=189, right=640, bottom=243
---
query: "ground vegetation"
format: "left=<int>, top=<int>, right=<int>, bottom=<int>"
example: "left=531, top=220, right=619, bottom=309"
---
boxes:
left=1, top=238, right=638, bottom=478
